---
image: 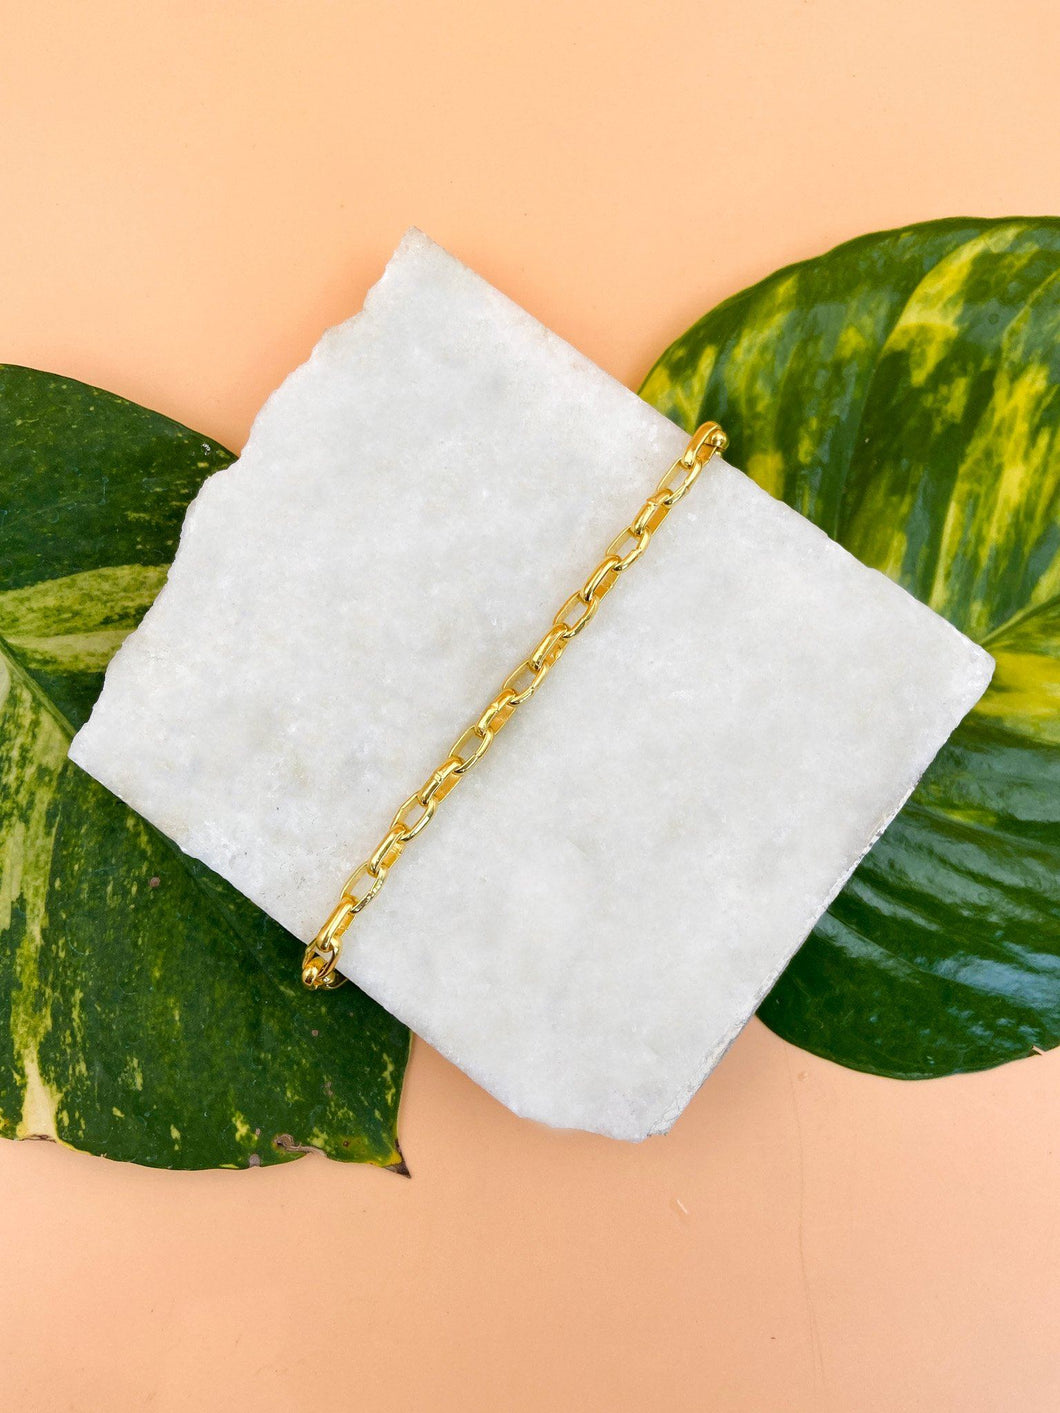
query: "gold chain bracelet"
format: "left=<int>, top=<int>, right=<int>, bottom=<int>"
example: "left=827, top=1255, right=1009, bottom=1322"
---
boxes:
left=301, top=420, right=728, bottom=989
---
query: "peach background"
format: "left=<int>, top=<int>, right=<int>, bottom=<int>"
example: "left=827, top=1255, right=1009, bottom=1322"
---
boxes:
left=2, top=2, right=1059, bottom=1409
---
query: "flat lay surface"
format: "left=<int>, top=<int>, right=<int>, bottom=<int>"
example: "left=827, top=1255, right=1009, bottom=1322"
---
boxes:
left=2, top=2, right=1059, bottom=1409
left=70, top=230, right=991, bottom=1140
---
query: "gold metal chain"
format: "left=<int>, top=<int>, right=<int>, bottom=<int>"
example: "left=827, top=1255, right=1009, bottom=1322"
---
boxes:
left=302, top=420, right=728, bottom=989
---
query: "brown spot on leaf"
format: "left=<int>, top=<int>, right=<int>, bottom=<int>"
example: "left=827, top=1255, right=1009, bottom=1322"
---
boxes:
left=272, top=1133, right=323, bottom=1156
left=386, top=1140, right=411, bottom=1178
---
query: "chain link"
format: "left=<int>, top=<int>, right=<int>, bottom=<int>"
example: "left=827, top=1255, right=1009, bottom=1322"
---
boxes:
left=302, top=421, right=728, bottom=988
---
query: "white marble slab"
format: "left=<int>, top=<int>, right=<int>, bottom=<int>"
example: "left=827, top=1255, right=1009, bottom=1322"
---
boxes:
left=69, top=229, right=994, bottom=1139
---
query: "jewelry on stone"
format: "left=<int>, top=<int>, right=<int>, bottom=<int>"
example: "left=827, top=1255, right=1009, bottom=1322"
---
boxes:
left=301, top=420, right=729, bottom=990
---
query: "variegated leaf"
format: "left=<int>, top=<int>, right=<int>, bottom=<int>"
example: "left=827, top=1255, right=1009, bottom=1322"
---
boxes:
left=641, top=217, right=1060, bottom=1077
left=0, top=365, right=409, bottom=1167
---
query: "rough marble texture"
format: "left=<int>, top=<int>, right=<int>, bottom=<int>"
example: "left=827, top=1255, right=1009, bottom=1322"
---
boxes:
left=69, top=229, right=994, bottom=1140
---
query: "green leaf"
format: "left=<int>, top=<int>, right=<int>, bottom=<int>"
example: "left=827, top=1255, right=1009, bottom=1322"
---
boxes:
left=0, top=366, right=409, bottom=1168
left=640, top=217, right=1060, bottom=1079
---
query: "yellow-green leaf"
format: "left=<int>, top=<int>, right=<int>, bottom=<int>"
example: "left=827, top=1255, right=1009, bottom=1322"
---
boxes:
left=641, top=217, right=1060, bottom=1078
left=0, top=365, right=409, bottom=1167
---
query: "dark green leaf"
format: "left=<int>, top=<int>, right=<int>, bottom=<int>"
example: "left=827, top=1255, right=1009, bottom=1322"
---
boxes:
left=0, top=366, right=409, bottom=1167
left=640, top=217, right=1060, bottom=1078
